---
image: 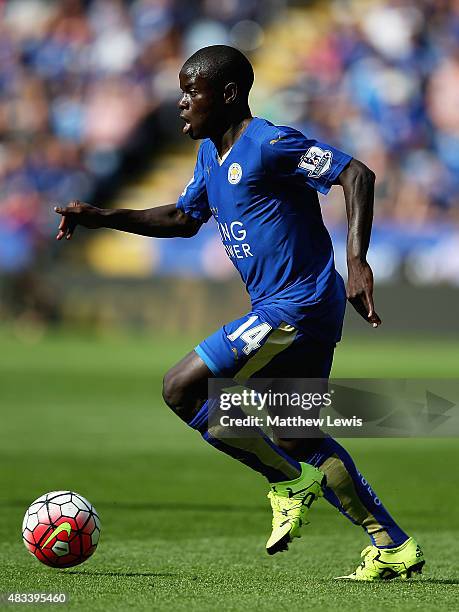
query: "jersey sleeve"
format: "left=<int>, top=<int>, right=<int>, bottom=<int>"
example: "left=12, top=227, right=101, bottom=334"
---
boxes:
left=261, top=129, right=352, bottom=195
left=176, top=143, right=211, bottom=222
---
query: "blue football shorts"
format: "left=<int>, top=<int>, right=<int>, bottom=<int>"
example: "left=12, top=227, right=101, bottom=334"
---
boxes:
left=195, top=306, right=335, bottom=381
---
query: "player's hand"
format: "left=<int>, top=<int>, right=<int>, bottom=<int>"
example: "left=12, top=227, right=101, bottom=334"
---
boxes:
left=54, top=201, right=104, bottom=240
left=346, top=259, right=382, bottom=328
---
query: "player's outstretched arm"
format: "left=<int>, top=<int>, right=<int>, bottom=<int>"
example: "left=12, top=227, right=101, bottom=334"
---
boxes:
left=336, top=159, right=382, bottom=328
left=54, top=201, right=202, bottom=241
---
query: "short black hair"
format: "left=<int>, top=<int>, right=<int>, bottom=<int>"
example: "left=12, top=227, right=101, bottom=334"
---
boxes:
left=182, top=45, right=254, bottom=98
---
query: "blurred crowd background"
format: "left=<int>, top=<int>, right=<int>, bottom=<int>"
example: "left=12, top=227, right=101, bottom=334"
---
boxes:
left=1, top=0, right=458, bottom=332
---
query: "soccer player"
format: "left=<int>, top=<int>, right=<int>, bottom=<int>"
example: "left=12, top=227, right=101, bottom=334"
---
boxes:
left=55, top=45, right=424, bottom=580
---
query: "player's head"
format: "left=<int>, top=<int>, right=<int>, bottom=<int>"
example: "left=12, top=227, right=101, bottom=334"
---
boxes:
left=178, top=45, right=254, bottom=139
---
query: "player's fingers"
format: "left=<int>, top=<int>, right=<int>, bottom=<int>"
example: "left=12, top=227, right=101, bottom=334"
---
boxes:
left=56, top=220, right=67, bottom=240
left=65, top=218, right=77, bottom=240
left=369, top=310, right=382, bottom=328
left=55, top=202, right=79, bottom=240
left=56, top=212, right=69, bottom=240
left=57, top=218, right=77, bottom=241
left=364, top=291, right=375, bottom=318
left=348, top=295, right=368, bottom=320
left=362, top=291, right=382, bottom=328
left=348, top=294, right=380, bottom=327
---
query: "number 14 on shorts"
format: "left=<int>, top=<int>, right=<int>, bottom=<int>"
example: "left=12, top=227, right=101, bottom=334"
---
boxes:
left=227, top=315, right=272, bottom=355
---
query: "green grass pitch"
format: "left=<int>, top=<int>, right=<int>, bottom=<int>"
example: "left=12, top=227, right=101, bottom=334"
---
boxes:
left=0, top=329, right=458, bottom=611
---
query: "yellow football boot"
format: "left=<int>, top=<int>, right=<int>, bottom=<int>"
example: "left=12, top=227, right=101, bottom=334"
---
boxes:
left=266, top=462, right=325, bottom=555
left=336, top=537, right=425, bottom=581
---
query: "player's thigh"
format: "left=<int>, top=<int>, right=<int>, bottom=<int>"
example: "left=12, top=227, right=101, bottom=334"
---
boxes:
left=162, top=308, right=283, bottom=417
left=251, top=330, right=335, bottom=453
left=252, top=330, right=335, bottom=379
left=196, top=313, right=335, bottom=457
left=195, top=310, right=283, bottom=379
left=195, top=309, right=335, bottom=379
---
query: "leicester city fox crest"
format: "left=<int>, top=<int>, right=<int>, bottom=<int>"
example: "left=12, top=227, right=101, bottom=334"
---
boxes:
left=298, top=146, right=333, bottom=178
left=228, top=163, right=243, bottom=185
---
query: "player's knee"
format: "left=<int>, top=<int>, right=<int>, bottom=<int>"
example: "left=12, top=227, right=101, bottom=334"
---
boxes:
left=162, top=369, right=190, bottom=418
left=162, top=370, right=181, bottom=410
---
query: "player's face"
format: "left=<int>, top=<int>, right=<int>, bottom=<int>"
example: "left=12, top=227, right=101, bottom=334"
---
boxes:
left=178, top=69, right=223, bottom=140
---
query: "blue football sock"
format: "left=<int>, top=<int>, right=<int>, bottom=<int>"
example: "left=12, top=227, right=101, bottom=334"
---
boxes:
left=305, top=435, right=408, bottom=548
left=188, top=400, right=301, bottom=483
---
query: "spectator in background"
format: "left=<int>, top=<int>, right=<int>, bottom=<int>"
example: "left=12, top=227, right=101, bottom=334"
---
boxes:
left=0, top=0, right=183, bottom=273
left=1, top=0, right=459, bottom=293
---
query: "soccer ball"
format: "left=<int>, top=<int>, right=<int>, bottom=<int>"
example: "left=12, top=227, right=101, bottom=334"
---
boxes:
left=22, top=491, right=100, bottom=568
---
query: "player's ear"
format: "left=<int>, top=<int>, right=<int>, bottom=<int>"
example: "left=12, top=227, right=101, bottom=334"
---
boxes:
left=224, top=82, right=238, bottom=105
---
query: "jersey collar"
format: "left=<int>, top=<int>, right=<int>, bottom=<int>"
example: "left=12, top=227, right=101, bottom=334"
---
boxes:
left=212, top=117, right=259, bottom=166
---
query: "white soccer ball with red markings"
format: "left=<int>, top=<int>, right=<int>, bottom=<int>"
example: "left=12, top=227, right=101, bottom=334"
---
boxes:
left=22, top=491, right=100, bottom=568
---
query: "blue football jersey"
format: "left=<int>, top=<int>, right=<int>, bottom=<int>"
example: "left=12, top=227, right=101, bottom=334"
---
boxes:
left=176, top=117, right=352, bottom=343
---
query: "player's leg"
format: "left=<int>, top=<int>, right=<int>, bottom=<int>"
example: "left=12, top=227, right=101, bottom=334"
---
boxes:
left=162, top=312, right=326, bottom=554
left=254, top=337, right=408, bottom=546
left=301, top=436, right=409, bottom=547
left=163, top=347, right=302, bottom=482
left=192, top=313, right=328, bottom=552
left=306, top=436, right=424, bottom=580
left=252, top=333, right=423, bottom=577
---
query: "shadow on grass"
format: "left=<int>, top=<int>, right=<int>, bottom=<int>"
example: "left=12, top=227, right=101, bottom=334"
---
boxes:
left=410, top=578, right=459, bottom=585
left=100, top=501, right=265, bottom=513
left=64, top=570, right=177, bottom=578
left=336, top=578, right=459, bottom=586
left=2, top=499, right=265, bottom=514
left=62, top=573, right=459, bottom=583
